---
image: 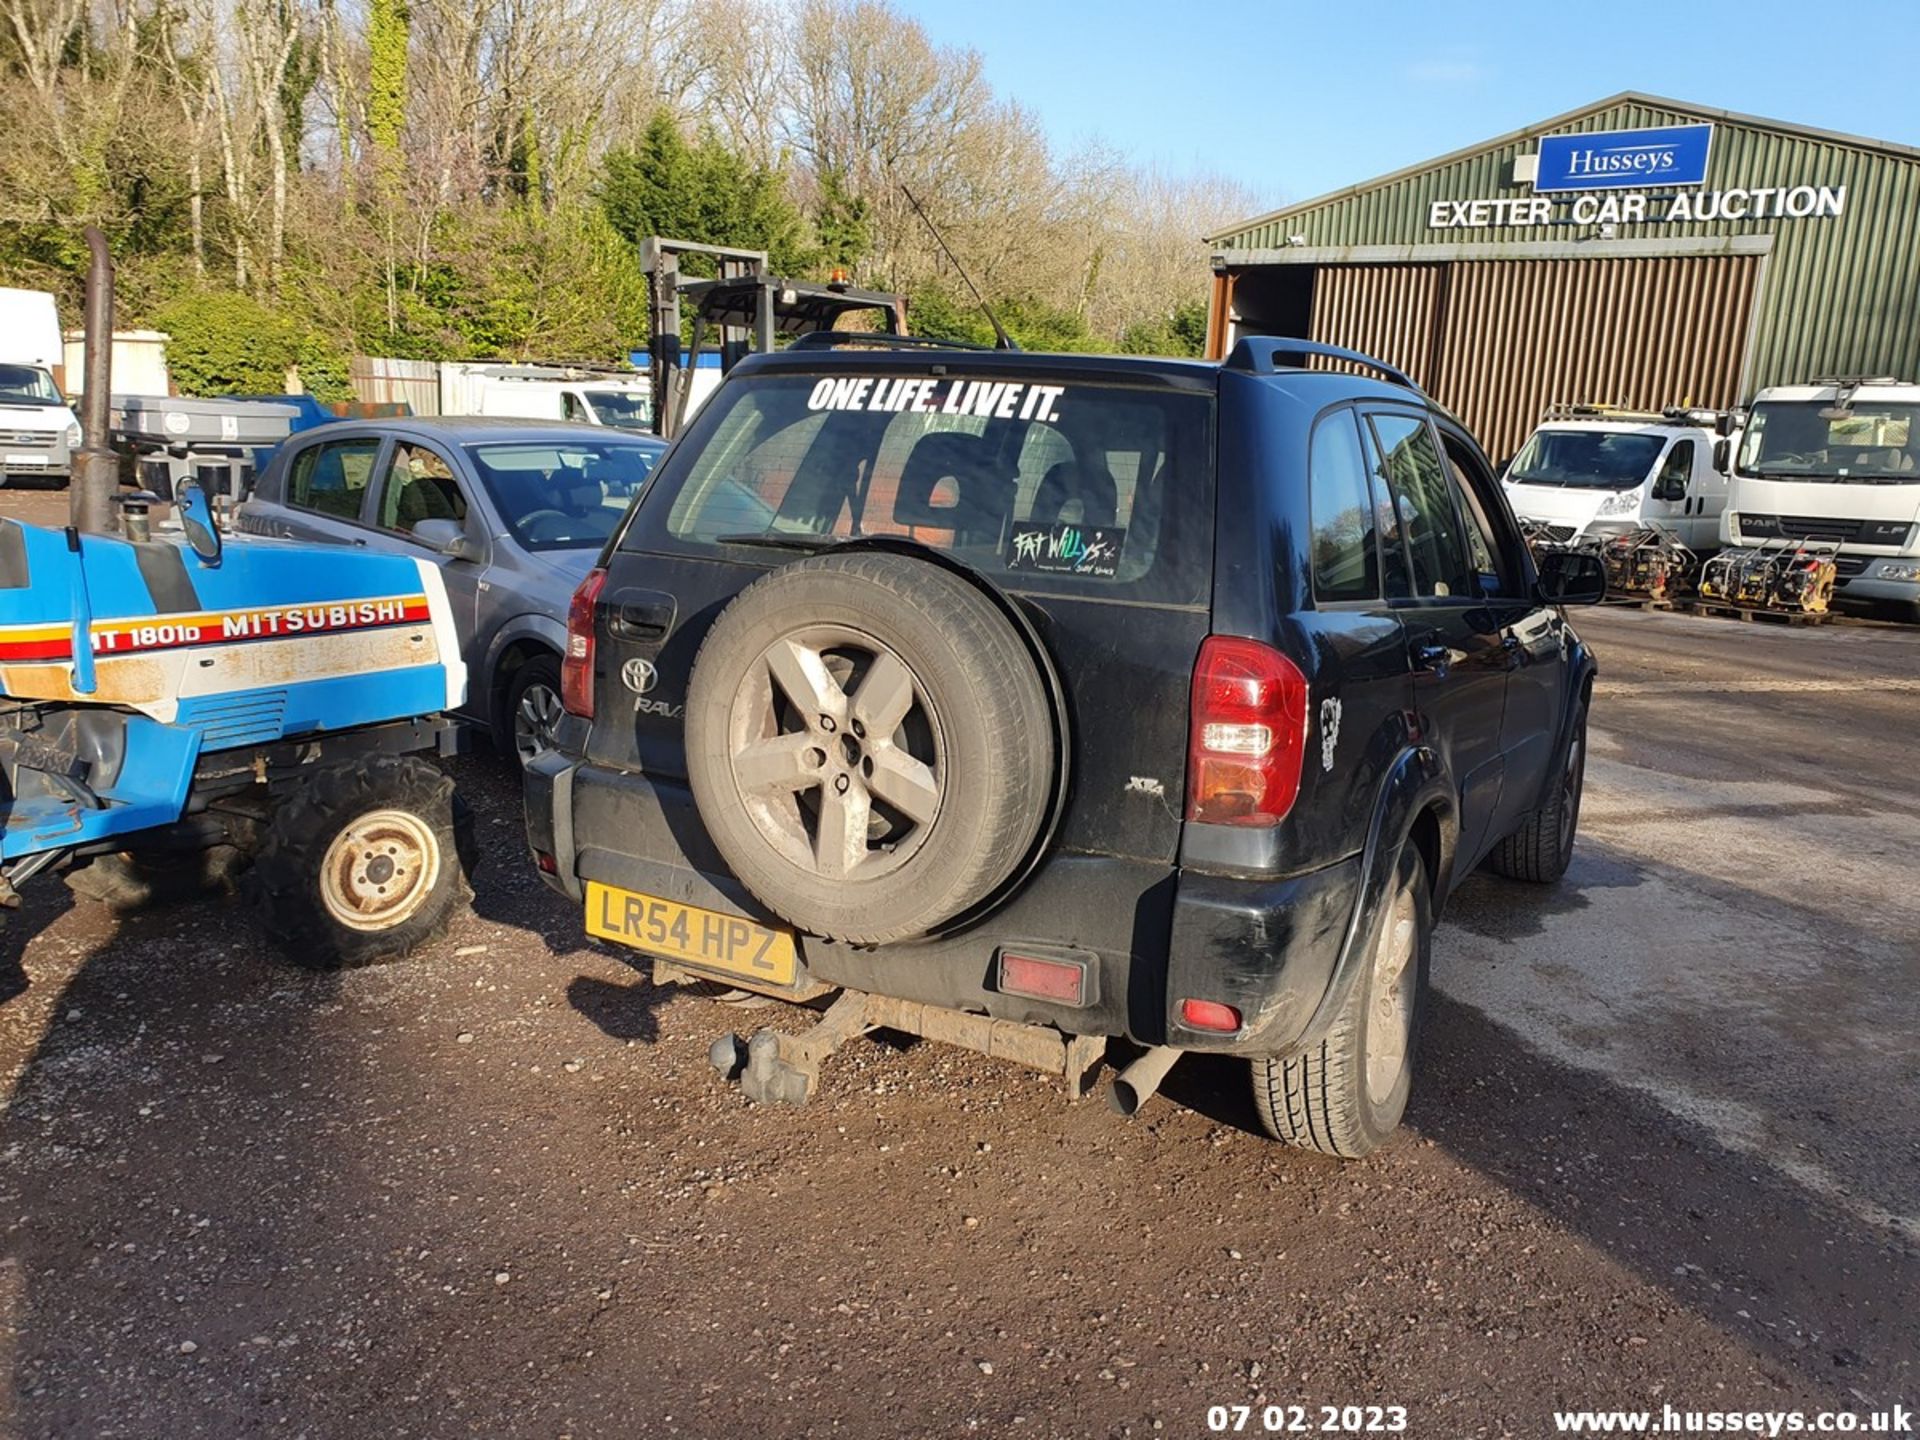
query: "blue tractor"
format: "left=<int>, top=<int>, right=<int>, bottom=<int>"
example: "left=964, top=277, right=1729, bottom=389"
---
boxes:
left=0, top=486, right=474, bottom=966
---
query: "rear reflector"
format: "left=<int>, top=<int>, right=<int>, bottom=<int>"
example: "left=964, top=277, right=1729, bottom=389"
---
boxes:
left=1179, top=998, right=1242, bottom=1033
left=534, top=850, right=557, bottom=875
left=998, top=951, right=1088, bottom=1007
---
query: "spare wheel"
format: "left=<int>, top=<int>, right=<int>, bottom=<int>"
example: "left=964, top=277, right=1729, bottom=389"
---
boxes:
left=684, top=551, right=1056, bottom=945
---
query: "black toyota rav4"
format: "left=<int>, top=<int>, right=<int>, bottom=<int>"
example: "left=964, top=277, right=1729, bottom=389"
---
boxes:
left=525, top=335, right=1602, bottom=1157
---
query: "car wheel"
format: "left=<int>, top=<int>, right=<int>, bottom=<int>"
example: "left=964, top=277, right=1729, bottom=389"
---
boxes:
left=252, top=755, right=475, bottom=968
left=503, top=654, right=565, bottom=770
left=1251, top=844, right=1431, bottom=1158
left=684, top=551, right=1056, bottom=945
left=1486, top=700, right=1587, bottom=883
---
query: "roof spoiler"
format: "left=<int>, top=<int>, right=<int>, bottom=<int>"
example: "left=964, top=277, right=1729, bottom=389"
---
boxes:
left=1222, top=337, right=1424, bottom=396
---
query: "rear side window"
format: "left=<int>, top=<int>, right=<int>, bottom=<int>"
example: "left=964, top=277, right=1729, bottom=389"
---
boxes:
left=1367, top=414, right=1473, bottom=600
left=637, top=374, right=1215, bottom=603
left=287, top=438, right=381, bottom=520
left=1308, top=411, right=1382, bottom=602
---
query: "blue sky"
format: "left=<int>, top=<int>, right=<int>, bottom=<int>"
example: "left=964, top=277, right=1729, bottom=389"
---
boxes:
left=891, top=0, right=1920, bottom=217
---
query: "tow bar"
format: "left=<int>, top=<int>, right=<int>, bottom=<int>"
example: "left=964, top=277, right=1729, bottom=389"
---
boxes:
left=708, top=989, right=1109, bottom=1107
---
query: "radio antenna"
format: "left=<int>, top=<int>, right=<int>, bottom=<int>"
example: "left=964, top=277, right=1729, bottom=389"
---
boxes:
left=901, top=184, right=1018, bottom=351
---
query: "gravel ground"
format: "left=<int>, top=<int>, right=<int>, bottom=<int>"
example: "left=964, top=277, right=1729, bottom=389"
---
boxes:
left=0, top=491, right=1914, bottom=1437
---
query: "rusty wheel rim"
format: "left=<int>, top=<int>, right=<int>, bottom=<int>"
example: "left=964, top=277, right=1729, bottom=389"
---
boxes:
left=319, top=808, right=441, bottom=932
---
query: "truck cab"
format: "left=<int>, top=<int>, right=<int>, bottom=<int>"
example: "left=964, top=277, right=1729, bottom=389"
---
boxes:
left=1502, top=406, right=1733, bottom=551
left=0, top=288, right=83, bottom=487
left=1722, top=379, right=1920, bottom=618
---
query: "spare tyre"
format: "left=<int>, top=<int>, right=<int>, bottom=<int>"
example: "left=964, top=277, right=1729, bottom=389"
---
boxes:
left=684, top=551, right=1055, bottom=945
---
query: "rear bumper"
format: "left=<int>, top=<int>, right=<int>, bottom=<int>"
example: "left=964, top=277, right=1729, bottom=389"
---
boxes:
left=525, top=750, right=1361, bottom=1057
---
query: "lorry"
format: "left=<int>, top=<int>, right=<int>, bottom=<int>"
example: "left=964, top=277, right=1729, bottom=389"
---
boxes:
left=1502, top=404, right=1735, bottom=552
left=0, top=288, right=84, bottom=488
left=439, top=363, right=653, bottom=431
left=1720, top=378, right=1920, bottom=619
left=0, top=485, right=475, bottom=965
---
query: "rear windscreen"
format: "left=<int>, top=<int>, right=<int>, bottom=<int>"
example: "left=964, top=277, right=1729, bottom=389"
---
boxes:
left=629, top=373, right=1214, bottom=604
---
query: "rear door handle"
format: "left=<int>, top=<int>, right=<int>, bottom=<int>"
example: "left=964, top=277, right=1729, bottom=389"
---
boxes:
left=609, top=593, right=676, bottom=642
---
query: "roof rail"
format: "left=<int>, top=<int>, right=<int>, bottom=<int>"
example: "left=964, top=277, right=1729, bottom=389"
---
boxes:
left=787, top=331, right=995, bottom=355
left=1223, top=337, right=1424, bottom=395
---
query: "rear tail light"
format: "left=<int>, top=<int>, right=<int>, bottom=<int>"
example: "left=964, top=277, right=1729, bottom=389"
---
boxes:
left=1179, top=998, right=1242, bottom=1033
left=561, top=567, right=607, bottom=718
left=1185, top=636, right=1309, bottom=827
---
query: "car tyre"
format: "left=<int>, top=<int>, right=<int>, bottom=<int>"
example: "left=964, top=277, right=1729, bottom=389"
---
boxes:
left=500, top=653, right=565, bottom=771
left=684, top=551, right=1055, bottom=945
left=252, top=756, right=475, bottom=968
left=1252, top=844, right=1430, bottom=1159
left=1486, top=700, right=1587, bottom=883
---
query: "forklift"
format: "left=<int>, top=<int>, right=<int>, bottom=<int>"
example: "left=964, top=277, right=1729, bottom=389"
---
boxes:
left=640, top=237, right=907, bottom=439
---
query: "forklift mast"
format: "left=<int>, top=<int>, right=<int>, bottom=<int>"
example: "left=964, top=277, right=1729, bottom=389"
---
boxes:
left=639, top=236, right=907, bottom=439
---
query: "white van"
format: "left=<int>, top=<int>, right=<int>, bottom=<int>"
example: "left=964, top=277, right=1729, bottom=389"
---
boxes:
left=0, top=288, right=83, bottom=486
left=1723, top=379, right=1920, bottom=618
left=438, top=364, right=651, bottom=431
left=1502, top=406, right=1734, bottom=551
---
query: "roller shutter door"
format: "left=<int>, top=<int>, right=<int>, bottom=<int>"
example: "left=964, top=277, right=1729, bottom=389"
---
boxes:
left=1436, top=255, right=1760, bottom=461
left=1305, top=255, right=1760, bottom=462
left=1307, top=264, right=1444, bottom=383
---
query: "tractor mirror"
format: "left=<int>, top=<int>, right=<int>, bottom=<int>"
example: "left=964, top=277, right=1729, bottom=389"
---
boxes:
left=176, top=483, right=223, bottom=567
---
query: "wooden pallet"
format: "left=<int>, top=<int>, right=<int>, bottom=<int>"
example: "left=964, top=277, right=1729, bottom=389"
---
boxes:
left=1682, top=600, right=1833, bottom=626
left=1602, top=594, right=1679, bottom=612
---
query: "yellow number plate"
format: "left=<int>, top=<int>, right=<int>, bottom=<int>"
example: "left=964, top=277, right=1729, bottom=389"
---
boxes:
left=584, top=882, right=798, bottom=986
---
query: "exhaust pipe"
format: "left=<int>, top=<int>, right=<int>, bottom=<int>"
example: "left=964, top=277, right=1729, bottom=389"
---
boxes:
left=71, top=225, right=119, bottom=536
left=1106, top=1045, right=1184, bottom=1118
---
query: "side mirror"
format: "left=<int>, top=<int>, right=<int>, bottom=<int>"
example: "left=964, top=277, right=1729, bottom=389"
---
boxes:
left=411, top=518, right=481, bottom=562
left=1537, top=549, right=1606, bottom=606
left=176, top=483, right=223, bottom=566
left=1712, top=438, right=1730, bottom=473
left=1652, top=476, right=1686, bottom=502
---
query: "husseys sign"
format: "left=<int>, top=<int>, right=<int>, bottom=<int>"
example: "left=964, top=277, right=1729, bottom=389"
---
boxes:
left=1426, top=122, right=1849, bottom=230
left=1535, top=124, right=1713, bottom=190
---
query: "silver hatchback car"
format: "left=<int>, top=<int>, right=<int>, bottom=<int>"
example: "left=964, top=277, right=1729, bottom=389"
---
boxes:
left=236, top=417, right=665, bottom=764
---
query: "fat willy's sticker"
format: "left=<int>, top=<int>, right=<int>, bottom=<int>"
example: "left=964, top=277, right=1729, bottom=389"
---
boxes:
left=1007, top=523, right=1125, bottom=577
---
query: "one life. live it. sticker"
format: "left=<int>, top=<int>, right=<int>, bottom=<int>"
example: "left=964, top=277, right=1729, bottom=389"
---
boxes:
left=1007, top=522, right=1125, bottom=578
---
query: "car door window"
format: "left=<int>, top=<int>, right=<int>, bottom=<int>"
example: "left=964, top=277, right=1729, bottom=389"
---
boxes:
left=378, top=442, right=469, bottom=537
left=1656, top=440, right=1693, bottom=497
left=1443, top=443, right=1522, bottom=599
left=287, top=438, right=381, bottom=521
left=1367, top=413, right=1473, bottom=600
left=1308, top=410, right=1384, bottom=602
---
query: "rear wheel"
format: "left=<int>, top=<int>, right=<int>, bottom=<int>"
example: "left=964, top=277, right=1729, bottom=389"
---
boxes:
left=1486, top=701, right=1587, bottom=883
left=684, top=552, right=1055, bottom=945
left=501, top=653, right=565, bottom=771
left=252, top=755, right=475, bottom=968
left=65, top=845, right=243, bottom=912
left=1252, top=844, right=1431, bottom=1158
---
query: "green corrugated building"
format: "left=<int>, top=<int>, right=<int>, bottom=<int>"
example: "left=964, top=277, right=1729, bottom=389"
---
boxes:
left=1205, top=93, right=1920, bottom=459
